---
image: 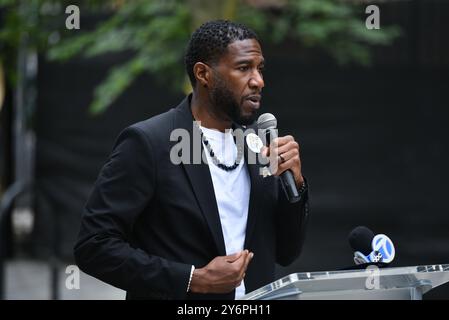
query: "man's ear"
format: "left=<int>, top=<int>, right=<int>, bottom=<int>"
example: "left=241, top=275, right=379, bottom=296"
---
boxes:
left=193, top=62, right=211, bottom=88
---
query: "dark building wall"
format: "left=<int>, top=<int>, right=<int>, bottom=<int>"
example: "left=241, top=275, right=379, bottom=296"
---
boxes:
left=33, top=54, right=184, bottom=259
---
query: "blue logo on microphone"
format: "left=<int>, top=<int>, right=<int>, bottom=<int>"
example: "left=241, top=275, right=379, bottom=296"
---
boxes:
left=353, top=233, right=395, bottom=265
left=371, top=234, right=395, bottom=263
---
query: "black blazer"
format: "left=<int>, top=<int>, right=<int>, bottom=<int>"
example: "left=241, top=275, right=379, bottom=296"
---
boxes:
left=74, top=95, right=309, bottom=300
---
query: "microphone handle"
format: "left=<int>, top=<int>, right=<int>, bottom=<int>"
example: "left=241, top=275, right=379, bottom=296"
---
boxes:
left=267, top=128, right=301, bottom=203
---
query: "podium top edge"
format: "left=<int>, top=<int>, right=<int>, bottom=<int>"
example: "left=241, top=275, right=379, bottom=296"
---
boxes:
left=285, top=263, right=449, bottom=279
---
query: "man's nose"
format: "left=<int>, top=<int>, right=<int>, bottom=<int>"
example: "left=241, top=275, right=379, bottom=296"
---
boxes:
left=249, top=70, right=264, bottom=90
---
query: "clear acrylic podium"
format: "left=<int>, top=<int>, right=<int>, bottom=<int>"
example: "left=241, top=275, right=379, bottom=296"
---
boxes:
left=240, top=264, right=449, bottom=300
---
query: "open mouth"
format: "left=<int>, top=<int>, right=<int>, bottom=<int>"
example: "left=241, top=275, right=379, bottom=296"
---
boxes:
left=244, top=95, right=261, bottom=109
left=246, top=95, right=261, bottom=103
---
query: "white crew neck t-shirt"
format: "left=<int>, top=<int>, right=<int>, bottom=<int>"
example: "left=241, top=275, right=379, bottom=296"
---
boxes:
left=200, top=126, right=251, bottom=299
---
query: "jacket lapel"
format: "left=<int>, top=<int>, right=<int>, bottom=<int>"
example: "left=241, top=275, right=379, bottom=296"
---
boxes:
left=174, top=97, right=227, bottom=256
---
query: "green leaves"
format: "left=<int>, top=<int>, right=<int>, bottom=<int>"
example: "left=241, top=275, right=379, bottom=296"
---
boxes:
left=238, top=0, right=400, bottom=66
left=1, top=0, right=401, bottom=114
left=46, top=0, right=190, bottom=114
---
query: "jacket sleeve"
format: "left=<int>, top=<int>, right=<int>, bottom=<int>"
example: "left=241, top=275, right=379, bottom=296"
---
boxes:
left=74, top=125, right=191, bottom=299
left=274, top=177, right=310, bottom=266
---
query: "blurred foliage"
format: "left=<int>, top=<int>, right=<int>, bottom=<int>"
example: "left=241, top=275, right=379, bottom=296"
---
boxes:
left=0, top=0, right=400, bottom=115
left=0, top=0, right=105, bottom=86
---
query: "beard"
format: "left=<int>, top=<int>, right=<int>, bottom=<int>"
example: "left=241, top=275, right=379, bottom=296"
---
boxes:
left=209, top=73, right=258, bottom=126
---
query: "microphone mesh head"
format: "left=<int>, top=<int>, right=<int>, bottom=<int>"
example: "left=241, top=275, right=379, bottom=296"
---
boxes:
left=348, top=226, right=375, bottom=255
left=257, top=113, right=277, bottom=129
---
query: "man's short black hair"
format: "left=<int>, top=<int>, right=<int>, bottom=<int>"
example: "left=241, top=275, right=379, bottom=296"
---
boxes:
left=184, top=20, right=259, bottom=87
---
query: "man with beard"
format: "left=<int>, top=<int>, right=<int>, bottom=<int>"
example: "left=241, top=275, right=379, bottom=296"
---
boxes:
left=74, top=20, right=309, bottom=300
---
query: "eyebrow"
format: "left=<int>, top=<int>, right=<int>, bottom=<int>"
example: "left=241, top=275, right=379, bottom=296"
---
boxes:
left=234, top=59, right=265, bottom=66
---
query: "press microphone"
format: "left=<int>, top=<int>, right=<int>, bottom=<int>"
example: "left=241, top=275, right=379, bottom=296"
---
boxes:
left=257, top=113, right=300, bottom=203
left=348, top=226, right=395, bottom=266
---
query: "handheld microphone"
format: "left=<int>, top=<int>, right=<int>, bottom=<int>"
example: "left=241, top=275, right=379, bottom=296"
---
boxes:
left=257, top=113, right=300, bottom=203
left=348, top=226, right=395, bottom=266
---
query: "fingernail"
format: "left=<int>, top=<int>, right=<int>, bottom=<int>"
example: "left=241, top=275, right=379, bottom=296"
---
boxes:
left=250, top=253, right=254, bottom=259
